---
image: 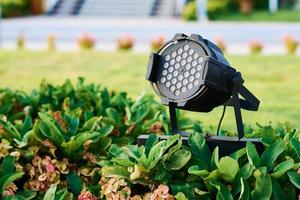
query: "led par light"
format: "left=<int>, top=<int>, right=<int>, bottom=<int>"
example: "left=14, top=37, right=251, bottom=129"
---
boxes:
left=139, top=33, right=263, bottom=155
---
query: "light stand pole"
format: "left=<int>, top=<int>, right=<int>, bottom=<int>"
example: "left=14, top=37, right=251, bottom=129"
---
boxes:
left=197, top=0, right=208, bottom=22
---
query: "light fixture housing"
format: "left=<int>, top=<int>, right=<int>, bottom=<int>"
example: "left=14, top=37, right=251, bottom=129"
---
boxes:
left=140, top=33, right=263, bottom=155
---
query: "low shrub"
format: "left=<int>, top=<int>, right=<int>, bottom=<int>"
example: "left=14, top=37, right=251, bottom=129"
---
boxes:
left=47, top=33, right=57, bottom=51
left=207, top=0, right=230, bottom=19
left=117, top=33, right=135, bottom=50
left=16, top=33, right=25, bottom=50
left=77, top=33, right=96, bottom=50
left=0, top=0, right=30, bottom=18
left=182, top=1, right=197, bottom=21
left=248, top=39, right=263, bottom=54
left=150, top=34, right=166, bottom=52
left=214, top=36, right=226, bottom=52
left=283, top=34, right=298, bottom=55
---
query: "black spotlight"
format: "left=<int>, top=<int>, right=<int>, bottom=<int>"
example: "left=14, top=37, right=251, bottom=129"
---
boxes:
left=139, top=33, right=263, bottom=155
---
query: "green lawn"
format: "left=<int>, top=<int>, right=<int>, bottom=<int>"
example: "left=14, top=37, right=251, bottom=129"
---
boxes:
left=0, top=50, right=299, bottom=132
left=214, top=10, right=300, bottom=22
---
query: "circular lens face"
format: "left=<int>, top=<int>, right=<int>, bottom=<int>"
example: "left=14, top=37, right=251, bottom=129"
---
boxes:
left=178, top=74, right=183, bottom=81
left=170, top=85, right=176, bottom=92
left=189, top=76, right=194, bottom=82
left=167, top=74, right=172, bottom=80
left=162, top=70, right=167, bottom=76
left=194, top=80, right=200, bottom=86
left=180, top=59, right=187, bottom=66
left=171, top=51, right=176, bottom=57
left=171, top=78, right=177, bottom=84
left=185, top=63, right=191, bottom=70
left=188, top=49, right=194, bottom=55
left=184, top=44, right=189, bottom=51
left=157, top=39, right=207, bottom=100
left=184, top=71, right=189, bottom=78
left=176, top=82, right=182, bottom=88
left=165, top=55, right=171, bottom=61
left=193, top=53, right=199, bottom=59
left=192, top=60, right=197, bottom=67
left=173, top=71, right=178, bottom=77
left=170, top=59, right=175, bottom=65
left=183, top=79, right=188, bottom=85
left=198, top=57, right=204, bottom=63
left=177, top=48, right=183, bottom=54
left=190, top=68, right=196, bottom=74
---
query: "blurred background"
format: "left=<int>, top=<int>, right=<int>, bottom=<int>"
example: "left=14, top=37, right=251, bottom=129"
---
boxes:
left=0, top=0, right=299, bottom=132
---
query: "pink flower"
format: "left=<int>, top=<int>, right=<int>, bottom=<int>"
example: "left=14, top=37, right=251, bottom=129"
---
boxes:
left=44, top=156, right=55, bottom=173
left=2, top=189, right=14, bottom=197
left=78, top=191, right=97, bottom=200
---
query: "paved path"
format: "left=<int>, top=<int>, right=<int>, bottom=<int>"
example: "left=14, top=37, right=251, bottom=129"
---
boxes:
left=1, top=16, right=300, bottom=54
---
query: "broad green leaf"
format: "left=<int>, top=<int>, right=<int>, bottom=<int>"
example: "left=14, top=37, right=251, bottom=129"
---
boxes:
left=43, top=184, right=57, bottom=200
left=210, top=180, right=233, bottom=200
left=217, top=156, right=239, bottom=182
left=0, top=119, right=21, bottom=140
left=20, top=116, right=32, bottom=137
left=271, top=159, right=294, bottom=179
left=170, top=183, right=196, bottom=200
left=232, top=163, right=255, bottom=196
left=211, top=147, right=219, bottom=170
left=66, top=172, right=82, bottom=197
left=61, top=131, right=105, bottom=156
left=0, top=172, right=25, bottom=193
left=188, top=166, right=209, bottom=178
left=260, top=140, right=286, bottom=171
left=145, top=134, right=159, bottom=156
left=101, top=166, right=130, bottom=179
left=164, top=149, right=191, bottom=170
left=3, top=196, right=26, bottom=200
left=98, top=125, right=113, bottom=137
left=38, top=113, right=65, bottom=145
left=54, top=188, right=68, bottom=200
left=15, top=190, right=37, bottom=200
left=175, top=192, right=188, bottom=200
left=230, top=148, right=246, bottom=161
left=82, top=116, right=101, bottom=132
left=271, top=178, right=284, bottom=200
left=238, top=178, right=250, bottom=200
left=105, top=108, right=121, bottom=124
left=251, top=167, right=272, bottom=200
left=131, top=104, right=149, bottom=123
left=194, top=188, right=209, bottom=196
left=246, top=142, right=260, bottom=168
left=188, top=132, right=211, bottom=170
left=0, top=156, right=15, bottom=176
left=147, top=140, right=166, bottom=169
left=287, top=171, right=300, bottom=189
left=290, top=138, right=300, bottom=160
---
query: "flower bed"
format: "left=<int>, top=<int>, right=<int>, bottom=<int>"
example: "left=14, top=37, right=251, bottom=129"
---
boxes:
left=0, top=78, right=300, bottom=199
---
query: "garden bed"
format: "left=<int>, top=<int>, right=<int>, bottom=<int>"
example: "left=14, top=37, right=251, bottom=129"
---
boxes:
left=0, top=78, right=300, bottom=199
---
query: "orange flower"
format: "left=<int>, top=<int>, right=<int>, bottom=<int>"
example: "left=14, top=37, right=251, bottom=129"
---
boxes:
left=78, top=191, right=97, bottom=200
